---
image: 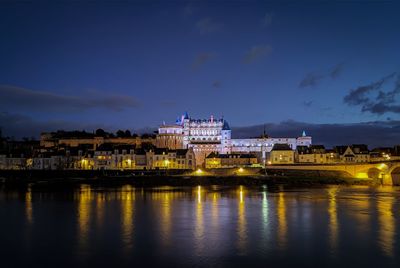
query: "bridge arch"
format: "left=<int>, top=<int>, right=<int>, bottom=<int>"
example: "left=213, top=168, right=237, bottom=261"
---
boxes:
left=366, top=167, right=383, bottom=180
left=389, top=165, right=400, bottom=186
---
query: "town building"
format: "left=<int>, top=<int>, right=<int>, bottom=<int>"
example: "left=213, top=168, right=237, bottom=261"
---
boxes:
left=296, top=145, right=327, bottom=164
left=334, top=145, right=370, bottom=163
left=205, top=152, right=258, bottom=169
left=3, top=114, right=400, bottom=170
left=270, top=144, right=295, bottom=164
left=0, top=150, right=30, bottom=170
left=40, top=130, right=156, bottom=150
left=146, top=148, right=196, bottom=170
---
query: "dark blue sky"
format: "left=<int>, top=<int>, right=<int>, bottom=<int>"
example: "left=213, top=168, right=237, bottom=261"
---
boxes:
left=1, top=0, right=400, bottom=145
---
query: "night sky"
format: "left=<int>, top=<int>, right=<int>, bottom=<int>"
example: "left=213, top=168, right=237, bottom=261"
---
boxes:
left=0, top=0, right=399, bottom=147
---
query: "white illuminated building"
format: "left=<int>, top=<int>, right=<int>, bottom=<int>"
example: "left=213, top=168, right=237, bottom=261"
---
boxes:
left=157, top=112, right=312, bottom=166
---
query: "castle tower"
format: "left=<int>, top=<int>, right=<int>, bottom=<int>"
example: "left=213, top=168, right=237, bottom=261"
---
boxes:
left=221, top=120, right=232, bottom=154
left=296, top=130, right=312, bottom=148
left=182, top=111, right=190, bottom=148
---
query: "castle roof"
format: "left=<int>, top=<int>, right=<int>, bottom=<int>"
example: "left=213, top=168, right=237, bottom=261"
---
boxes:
left=296, top=145, right=310, bottom=154
left=222, top=120, right=231, bottom=130
left=206, top=152, right=256, bottom=159
left=272, top=143, right=292, bottom=151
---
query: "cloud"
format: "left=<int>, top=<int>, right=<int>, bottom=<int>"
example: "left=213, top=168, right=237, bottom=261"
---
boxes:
left=299, top=62, right=345, bottom=88
left=0, top=85, right=140, bottom=113
left=343, top=73, right=395, bottom=105
left=262, top=12, right=273, bottom=27
left=299, top=73, right=325, bottom=88
left=330, top=62, right=345, bottom=79
left=212, top=80, right=222, bottom=88
left=343, top=73, right=400, bottom=115
left=196, top=18, right=222, bottom=34
left=191, top=52, right=215, bottom=69
left=0, top=112, right=159, bottom=139
left=302, top=100, right=313, bottom=107
left=242, top=45, right=272, bottom=64
left=232, top=120, right=400, bottom=148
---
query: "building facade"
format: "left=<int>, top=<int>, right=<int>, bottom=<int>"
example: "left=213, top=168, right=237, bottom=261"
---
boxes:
left=158, top=112, right=312, bottom=166
left=270, top=144, right=295, bottom=164
left=205, top=152, right=258, bottom=169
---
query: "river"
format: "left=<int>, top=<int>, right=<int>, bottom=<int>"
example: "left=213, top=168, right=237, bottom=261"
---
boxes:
left=0, top=184, right=399, bottom=267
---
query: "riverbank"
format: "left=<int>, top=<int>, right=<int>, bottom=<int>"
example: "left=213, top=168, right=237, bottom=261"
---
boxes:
left=0, top=169, right=377, bottom=188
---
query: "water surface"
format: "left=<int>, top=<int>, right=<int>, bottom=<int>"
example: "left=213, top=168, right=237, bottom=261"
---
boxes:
left=0, top=184, right=399, bottom=267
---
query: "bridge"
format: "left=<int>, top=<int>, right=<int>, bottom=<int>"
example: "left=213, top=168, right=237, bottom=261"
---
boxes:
left=265, top=161, right=400, bottom=185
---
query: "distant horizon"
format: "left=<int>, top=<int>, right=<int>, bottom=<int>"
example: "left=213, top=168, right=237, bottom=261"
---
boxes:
left=2, top=117, right=399, bottom=149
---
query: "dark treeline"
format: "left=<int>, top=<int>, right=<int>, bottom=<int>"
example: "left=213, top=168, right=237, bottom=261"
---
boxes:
left=0, top=127, right=157, bottom=141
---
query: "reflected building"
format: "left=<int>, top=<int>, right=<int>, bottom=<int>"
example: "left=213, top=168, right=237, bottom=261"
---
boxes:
left=121, top=185, right=135, bottom=252
left=25, top=187, right=33, bottom=225
left=261, top=191, right=270, bottom=250
left=76, top=184, right=92, bottom=252
left=277, top=192, right=287, bottom=250
left=159, top=191, right=172, bottom=247
left=95, top=192, right=105, bottom=229
left=237, top=186, right=247, bottom=255
left=194, top=186, right=205, bottom=255
left=211, top=192, right=220, bottom=228
left=377, top=194, right=395, bottom=257
left=349, top=188, right=371, bottom=235
left=327, top=187, right=339, bottom=254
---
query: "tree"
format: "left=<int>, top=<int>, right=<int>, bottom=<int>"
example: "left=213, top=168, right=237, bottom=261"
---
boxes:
left=95, top=129, right=106, bottom=137
left=124, top=130, right=131, bottom=137
left=116, top=130, right=125, bottom=138
left=141, top=142, right=155, bottom=151
left=141, top=133, right=150, bottom=139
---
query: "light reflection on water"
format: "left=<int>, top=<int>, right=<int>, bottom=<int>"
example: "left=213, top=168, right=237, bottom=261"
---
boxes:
left=25, top=186, right=33, bottom=225
left=327, top=187, right=338, bottom=255
left=377, top=190, right=395, bottom=257
left=236, top=186, right=247, bottom=256
left=195, top=186, right=205, bottom=256
left=121, top=185, right=135, bottom=252
left=0, top=185, right=399, bottom=267
left=76, top=184, right=92, bottom=258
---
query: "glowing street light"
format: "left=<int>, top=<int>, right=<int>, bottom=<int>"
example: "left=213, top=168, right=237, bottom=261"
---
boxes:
left=378, top=163, right=388, bottom=170
left=164, top=160, right=170, bottom=169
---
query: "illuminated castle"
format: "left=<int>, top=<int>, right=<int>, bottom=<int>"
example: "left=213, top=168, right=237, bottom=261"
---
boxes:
left=156, top=112, right=312, bottom=166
